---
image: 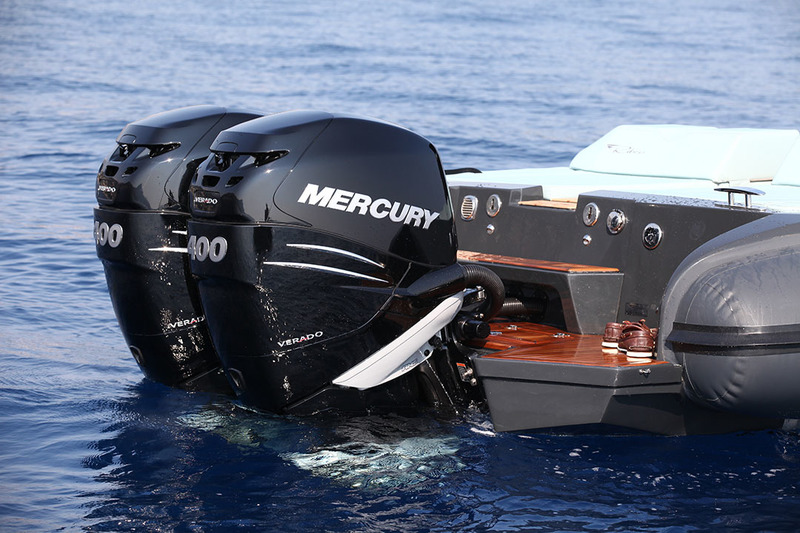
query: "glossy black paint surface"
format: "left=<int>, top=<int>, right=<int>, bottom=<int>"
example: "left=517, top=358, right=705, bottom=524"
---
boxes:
left=187, top=113, right=464, bottom=413
left=97, top=105, right=261, bottom=211
left=94, top=208, right=227, bottom=390
left=95, top=106, right=260, bottom=389
left=190, top=111, right=456, bottom=266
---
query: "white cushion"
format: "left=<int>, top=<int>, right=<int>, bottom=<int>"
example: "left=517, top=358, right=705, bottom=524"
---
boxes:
left=773, top=138, right=800, bottom=186
left=570, top=125, right=799, bottom=183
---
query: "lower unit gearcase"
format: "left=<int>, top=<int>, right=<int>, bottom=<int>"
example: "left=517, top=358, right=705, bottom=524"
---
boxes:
left=94, top=106, right=260, bottom=390
left=188, top=111, right=495, bottom=414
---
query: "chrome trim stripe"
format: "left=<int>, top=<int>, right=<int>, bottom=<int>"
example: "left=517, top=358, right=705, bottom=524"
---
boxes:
left=148, top=246, right=188, bottom=253
left=263, top=261, right=389, bottom=283
left=286, top=243, right=385, bottom=268
left=171, top=230, right=188, bottom=235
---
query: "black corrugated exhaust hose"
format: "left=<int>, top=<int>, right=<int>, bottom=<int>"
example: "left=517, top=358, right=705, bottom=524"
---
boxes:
left=461, top=263, right=505, bottom=320
left=403, top=263, right=505, bottom=320
left=499, top=296, right=546, bottom=317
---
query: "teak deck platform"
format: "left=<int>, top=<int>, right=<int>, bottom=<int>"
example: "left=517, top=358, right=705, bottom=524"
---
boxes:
left=468, top=321, right=684, bottom=434
left=471, top=321, right=670, bottom=368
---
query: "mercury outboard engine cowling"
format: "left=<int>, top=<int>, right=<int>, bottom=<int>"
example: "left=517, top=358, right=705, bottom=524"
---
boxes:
left=94, top=106, right=261, bottom=390
left=188, top=111, right=488, bottom=414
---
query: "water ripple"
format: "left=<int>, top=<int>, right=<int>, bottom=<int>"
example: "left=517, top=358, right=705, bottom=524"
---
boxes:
left=2, top=0, right=800, bottom=530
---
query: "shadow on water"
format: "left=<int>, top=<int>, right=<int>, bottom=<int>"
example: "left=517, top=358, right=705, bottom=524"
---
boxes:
left=75, top=377, right=800, bottom=532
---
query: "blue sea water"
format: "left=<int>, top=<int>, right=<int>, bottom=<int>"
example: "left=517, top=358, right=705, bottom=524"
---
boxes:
left=2, top=0, right=800, bottom=530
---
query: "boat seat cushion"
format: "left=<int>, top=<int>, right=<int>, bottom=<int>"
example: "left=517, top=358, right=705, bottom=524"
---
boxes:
left=570, top=125, right=799, bottom=184
left=772, top=138, right=800, bottom=186
left=446, top=125, right=800, bottom=208
left=448, top=167, right=723, bottom=202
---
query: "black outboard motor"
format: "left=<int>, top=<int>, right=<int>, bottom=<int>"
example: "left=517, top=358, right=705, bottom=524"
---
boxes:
left=188, top=111, right=503, bottom=414
left=94, top=106, right=261, bottom=390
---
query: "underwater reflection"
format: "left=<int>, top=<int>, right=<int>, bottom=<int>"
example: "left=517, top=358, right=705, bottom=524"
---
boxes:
left=79, top=380, right=472, bottom=530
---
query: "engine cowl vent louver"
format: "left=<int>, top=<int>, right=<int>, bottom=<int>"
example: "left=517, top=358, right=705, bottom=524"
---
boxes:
left=147, top=142, right=180, bottom=158
left=254, top=150, right=289, bottom=167
left=226, top=176, right=244, bottom=187
left=212, top=152, right=235, bottom=171
left=460, top=195, right=478, bottom=221
left=202, top=175, right=220, bottom=187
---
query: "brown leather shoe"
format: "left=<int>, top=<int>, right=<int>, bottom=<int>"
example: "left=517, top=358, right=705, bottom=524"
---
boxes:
left=619, top=330, right=655, bottom=357
left=602, top=321, right=627, bottom=348
left=618, top=319, right=656, bottom=357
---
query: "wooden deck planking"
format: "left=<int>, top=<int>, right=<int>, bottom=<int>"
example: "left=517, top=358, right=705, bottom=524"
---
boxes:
left=518, top=199, right=578, bottom=210
left=457, top=250, right=619, bottom=273
left=471, top=321, right=669, bottom=368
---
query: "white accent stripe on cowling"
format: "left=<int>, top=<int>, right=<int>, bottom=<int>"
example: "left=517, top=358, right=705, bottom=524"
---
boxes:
left=285, top=243, right=385, bottom=268
left=263, top=261, right=389, bottom=284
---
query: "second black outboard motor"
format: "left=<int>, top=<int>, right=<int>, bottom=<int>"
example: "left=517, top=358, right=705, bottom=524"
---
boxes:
left=188, top=111, right=503, bottom=414
left=94, top=106, right=260, bottom=390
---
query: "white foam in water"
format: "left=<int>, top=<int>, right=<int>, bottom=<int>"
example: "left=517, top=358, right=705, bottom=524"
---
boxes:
left=282, top=435, right=464, bottom=488
left=469, top=427, right=497, bottom=437
left=466, top=410, right=497, bottom=437
left=178, top=406, right=466, bottom=488
left=177, top=406, right=291, bottom=447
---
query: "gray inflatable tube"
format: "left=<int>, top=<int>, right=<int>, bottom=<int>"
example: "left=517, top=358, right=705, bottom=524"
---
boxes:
left=660, top=213, right=800, bottom=418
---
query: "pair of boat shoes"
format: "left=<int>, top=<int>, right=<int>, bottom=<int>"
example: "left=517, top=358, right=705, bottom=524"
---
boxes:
left=602, top=319, right=658, bottom=358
